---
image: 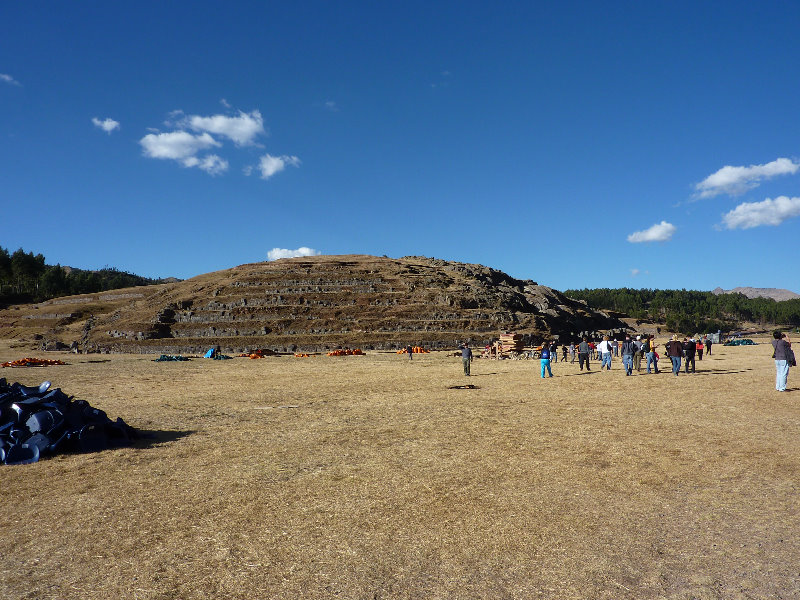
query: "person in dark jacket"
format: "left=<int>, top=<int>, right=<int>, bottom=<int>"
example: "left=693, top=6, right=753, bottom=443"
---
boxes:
left=460, top=343, right=472, bottom=376
left=620, top=334, right=636, bottom=376
left=578, top=337, right=591, bottom=371
left=772, top=330, right=792, bottom=392
left=666, top=335, right=684, bottom=376
left=683, top=338, right=696, bottom=373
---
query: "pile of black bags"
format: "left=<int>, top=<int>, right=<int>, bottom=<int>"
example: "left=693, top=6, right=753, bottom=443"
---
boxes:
left=0, top=378, right=137, bottom=465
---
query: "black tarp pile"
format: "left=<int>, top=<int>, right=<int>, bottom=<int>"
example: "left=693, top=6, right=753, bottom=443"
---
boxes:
left=0, top=378, right=137, bottom=466
left=154, top=354, right=191, bottom=362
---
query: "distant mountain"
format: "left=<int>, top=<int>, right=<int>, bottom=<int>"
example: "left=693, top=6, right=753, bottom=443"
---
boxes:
left=711, top=287, right=800, bottom=302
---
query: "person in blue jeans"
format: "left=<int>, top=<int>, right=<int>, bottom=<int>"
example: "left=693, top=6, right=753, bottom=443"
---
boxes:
left=665, top=335, right=684, bottom=376
left=540, top=343, right=553, bottom=378
left=620, top=334, right=636, bottom=376
left=644, top=335, right=658, bottom=373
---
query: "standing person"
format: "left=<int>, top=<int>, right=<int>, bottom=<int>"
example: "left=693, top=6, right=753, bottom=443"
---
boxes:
left=562, top=344, right=568, bottom=362
left=406, top=344, right=414, bottom=360
left=633, top=336, right=644, bottom=372
left=460, top=343, right=472, bottom=376
left=772, top=330, right=792, bottom=392
left=550, top=341, right=558, bottom=363
left=644, top=335, right=658, bottom=374
left=666, top=335, right=684, bottom=376
left=696, top=338, right=704, bottom=360
left=578, top=336, right=591, bottom=371
left=612, top=338, right=619, bottom=357
left=683, top=337, right=697, bottom=374
left=569, top=342, right=576, bottom=363
left=621, top=334, right=636, bottom=376
left=598, top=335, right=613, bottom=370
left=705, top=336, right=712, bottom=355
left=540, top=343, right=553, bottom=378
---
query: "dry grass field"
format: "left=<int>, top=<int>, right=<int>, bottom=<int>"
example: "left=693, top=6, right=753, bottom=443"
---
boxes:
left=1, top=338, right=798, bottom=599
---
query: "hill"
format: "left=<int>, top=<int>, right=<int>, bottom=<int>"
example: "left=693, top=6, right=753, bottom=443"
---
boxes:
left=711, top=287, right=800, bottom=302
left=0, top=255, right=629, bottom=354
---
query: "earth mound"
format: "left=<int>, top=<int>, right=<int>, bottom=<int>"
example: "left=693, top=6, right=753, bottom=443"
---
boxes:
left=1, top=255, right=629, bottom=353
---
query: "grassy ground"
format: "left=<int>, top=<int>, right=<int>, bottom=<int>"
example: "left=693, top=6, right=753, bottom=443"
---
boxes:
left=0, top=339, right=798, bottom=599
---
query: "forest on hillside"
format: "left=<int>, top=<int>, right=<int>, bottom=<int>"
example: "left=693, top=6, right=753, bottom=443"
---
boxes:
left=564, top=287, right=800, bottom=334
left=0, top=246, right=169, bottom=306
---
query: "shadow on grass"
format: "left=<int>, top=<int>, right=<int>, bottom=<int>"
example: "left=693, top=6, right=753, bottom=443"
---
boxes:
left=133, top=429, right=195, bottom=448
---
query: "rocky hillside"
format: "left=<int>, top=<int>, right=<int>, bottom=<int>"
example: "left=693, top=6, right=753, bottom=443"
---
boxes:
left=0, top=255, right=630, bottom=354
left=711, top=287, right=800, bottom=302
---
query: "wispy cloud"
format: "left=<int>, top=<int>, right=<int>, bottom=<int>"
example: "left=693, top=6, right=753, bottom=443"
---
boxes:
left=324, top=100, right=339, bottom=112
left=139, top=131, right=228, bottom=175
left=92, top=117, right=120, bottom=134
left=182, top=154, right=229, bottom=176
left=695, top=158, right=800, bottom=198
left=721, top=196, right=800, bottom=230
left=254, top=154, right=301, bottom=180
left=267, top=247, right=321, bottom=261
left=627, top=221, right=676, bottom=243
left=182, top=109, right=265, bottom=146
left=630, top=268, right=640, bottom=277
left=0, top=73, right=21, bottom=86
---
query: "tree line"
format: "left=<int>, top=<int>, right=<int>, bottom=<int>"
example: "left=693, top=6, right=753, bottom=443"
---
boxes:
left=0, top=246, right=168, bottom=306
left=563, top=287, right=800, bottom=334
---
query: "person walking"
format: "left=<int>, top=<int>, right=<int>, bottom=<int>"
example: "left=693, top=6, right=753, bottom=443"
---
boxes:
left=578, top=337, right=591, bottom=371
left=406, top=344, right=414, bottom=360
left=550, top=342, right=558, bottom=363
left=598, top=335, right=613, bottom=370
left=683, top=337, right=697, bottom=373
left=644, top=335, right=658, bottom=374
left=705, top=336, right=712, bottom=355
left=696, top=339, right=704, bottom=360
left=621, top=334, right=636, bottom=376
left=666, top=335, right=684, bottom=376
left=771, top=330, right=792, bottom=392
left=569, top=342, right=576, bottom=363
left=562, top=344, right=568, bottom=362
left=540, top=343, right=553, bottom=378
left=633, top=336, right=644, bottom=372
left=460, top=343, right=473, bottom=376
left=612, top=338, right=619, bottom=357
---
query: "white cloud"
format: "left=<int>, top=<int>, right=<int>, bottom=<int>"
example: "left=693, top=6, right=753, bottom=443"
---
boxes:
left=695, top=157, right=800, bottom=198
left=267, top=247, right=321, bottom=261
left=627, top=221, right=676, bottom=243
left=324, top=100, right=339, bottom=112
left=139, top=131, right=227, bottom=174
left=183, top=154, right=229, bottom=176
left=140, top=131, right=219, bottom=160
left=256, top=154, right=301, bottom=179
left=721, top=196, right=800, bottom=230
left=183, top=110, right=264, bottom=146
left=630, top=268, right=640, bottom=277
left=0, top=73, right=21, bottom=86
left=92, top=117, right=120, bottom=134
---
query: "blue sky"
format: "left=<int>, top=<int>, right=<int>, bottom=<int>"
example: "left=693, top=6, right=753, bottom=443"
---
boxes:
left=2, top=1, right=799, bottom=293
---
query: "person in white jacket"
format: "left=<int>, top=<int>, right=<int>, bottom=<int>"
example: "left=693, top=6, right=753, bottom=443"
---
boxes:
left=598, top=336, right=613, bottom=371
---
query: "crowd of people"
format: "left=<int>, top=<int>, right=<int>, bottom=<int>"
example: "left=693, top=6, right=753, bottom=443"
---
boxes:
left=456, top=331, right=792, bottom=390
